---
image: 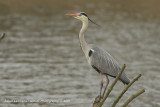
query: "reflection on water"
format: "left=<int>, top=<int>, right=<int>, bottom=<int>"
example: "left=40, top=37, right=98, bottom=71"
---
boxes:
left=0, top=12, right=160, bottom=107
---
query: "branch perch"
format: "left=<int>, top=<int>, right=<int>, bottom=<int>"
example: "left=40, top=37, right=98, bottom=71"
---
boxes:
left=93, top=64, right=126, bottom=107
left=101, top=64, right=126, bottom=103
left=92, top=64, right=145, bottom=107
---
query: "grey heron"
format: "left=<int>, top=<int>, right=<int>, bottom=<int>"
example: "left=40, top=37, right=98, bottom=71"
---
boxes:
left=66, top=12, right=130, bottom=99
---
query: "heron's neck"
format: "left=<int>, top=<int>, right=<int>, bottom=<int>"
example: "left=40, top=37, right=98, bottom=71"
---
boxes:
left=79, top=20, right=89, bottom=54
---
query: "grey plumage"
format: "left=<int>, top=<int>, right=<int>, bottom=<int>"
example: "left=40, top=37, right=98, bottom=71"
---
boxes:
left=89, top=44, right=130, bottom=84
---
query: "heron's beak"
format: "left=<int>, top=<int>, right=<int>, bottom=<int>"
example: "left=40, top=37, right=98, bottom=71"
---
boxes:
left=66, top=14, right=79, bottom=17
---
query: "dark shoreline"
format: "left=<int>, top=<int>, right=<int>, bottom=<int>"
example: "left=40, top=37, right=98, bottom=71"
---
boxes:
left=0, top=0, right=160, bottom=18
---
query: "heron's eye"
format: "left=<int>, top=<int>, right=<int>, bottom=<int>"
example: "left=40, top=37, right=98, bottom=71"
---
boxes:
left=79, top=14, right=82, bottom=16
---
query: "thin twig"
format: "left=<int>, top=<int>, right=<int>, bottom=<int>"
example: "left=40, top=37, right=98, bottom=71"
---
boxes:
left=0, top=33, right=5, bottom=41
left=111, top=74, right=142, bottom=107
left=121, top=89, right=145, bottom=107
left=93, top=64, right=126, bottom=107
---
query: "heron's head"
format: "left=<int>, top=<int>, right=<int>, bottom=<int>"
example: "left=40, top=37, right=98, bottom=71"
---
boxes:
left=66, top=12, right=100, bottom=26
left=66, top=12, right=88, bottom=21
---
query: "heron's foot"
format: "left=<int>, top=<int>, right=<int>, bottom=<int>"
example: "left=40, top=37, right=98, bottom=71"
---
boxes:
left=94, top=95, right=103, bottom=103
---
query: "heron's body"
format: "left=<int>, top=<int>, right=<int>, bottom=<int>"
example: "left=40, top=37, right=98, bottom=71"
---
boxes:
left=67, top=12, right=130, bottom=98
left=87, top=44, right=129, bottom=84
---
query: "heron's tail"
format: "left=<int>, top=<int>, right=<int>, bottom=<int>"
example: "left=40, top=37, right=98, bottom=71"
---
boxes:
left=119, top=73, right=130, bottom=85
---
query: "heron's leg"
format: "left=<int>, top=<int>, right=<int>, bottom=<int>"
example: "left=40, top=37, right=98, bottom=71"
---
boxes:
left=99, top=73, right=103, bottom=97
left=102, top=75, right=109, bottom=97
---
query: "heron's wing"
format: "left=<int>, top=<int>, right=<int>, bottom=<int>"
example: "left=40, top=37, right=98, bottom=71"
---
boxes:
left=90, top=45, right=120, bottom=77
left=89, top=45, right=130, bottom=84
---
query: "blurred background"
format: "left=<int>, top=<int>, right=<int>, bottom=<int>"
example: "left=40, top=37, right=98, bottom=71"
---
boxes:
left=0, top=0, right=160, bottom=107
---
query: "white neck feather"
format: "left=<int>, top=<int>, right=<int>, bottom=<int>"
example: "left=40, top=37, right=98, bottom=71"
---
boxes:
left=79, top=20, right=89, bottom=55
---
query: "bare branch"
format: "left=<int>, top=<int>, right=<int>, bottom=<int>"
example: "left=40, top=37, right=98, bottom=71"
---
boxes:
left=0, top=33, right=5, bottom=41
left=92, top=64, right=145, bottom=107
left=93, top=64, right=126, bottom=107
left=121, top=89, right=145, bottom=107
left=111, top=74, right=142, bottom=107
left=101, top=64, right=126, bottom=103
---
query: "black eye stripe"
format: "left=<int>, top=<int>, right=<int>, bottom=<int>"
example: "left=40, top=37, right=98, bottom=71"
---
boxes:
left=80, top=12, right=88, bottom=17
